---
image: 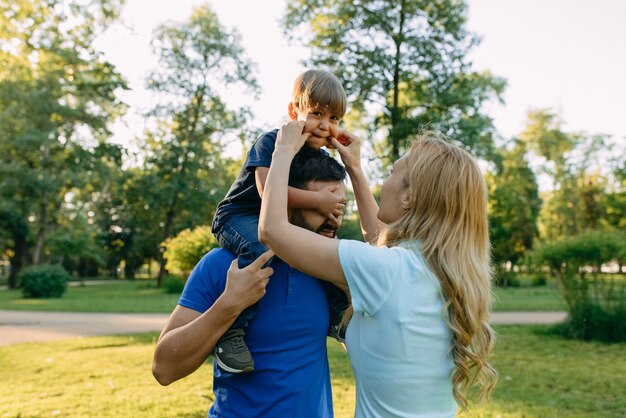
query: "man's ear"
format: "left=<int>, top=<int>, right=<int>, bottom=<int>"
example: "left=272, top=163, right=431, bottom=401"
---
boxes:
left=287, top=102, right=298, bottom=120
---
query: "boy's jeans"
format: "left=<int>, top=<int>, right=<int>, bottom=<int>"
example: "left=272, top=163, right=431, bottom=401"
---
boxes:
left=215, top=213, right=267, bottom=329
left=215, top=213, right=348, bottom=333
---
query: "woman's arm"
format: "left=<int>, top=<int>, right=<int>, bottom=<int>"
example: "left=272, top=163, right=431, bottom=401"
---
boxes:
left=328, top=134, right=385, bottom=244
left=152, top=251, right=273, bottom=385
left=258, top=121, right=347, bottom=287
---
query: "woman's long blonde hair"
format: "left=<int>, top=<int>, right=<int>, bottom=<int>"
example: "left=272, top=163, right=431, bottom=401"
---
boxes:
left=380, top=132, right=498, bottom=410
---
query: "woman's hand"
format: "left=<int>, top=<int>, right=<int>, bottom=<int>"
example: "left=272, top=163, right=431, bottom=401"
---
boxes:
left=276, top=121, right=310, bottom=156
left=327, top=131, right=361, bottom=171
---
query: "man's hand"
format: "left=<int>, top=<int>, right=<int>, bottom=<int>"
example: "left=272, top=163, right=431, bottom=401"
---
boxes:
left=327, top=131, right=361, bottom=171
left=222, top=250, right=275, bottom=313
left=276, top=121, right=310, bottom=155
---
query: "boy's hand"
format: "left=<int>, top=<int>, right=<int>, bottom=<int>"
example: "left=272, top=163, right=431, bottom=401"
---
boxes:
left=317, top=184, right=346, bottom=224
left=276, top=121, right=310, bottom=156
left=328, top=131, right=361, bottom=171
left=222, top=250, right=274, bottom=312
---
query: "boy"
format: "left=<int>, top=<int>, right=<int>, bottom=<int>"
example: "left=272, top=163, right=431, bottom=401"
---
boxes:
left=211, top=69, right=350, bottom=373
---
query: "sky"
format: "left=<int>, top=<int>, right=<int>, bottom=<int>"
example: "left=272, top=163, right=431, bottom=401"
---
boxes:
left=94, top=0, right=626, bottom=154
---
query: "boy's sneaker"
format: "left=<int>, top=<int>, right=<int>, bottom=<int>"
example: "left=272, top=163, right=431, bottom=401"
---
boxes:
left=328, top=323, right=346, bottom=344
left=213, top=328, right=254, bottom=373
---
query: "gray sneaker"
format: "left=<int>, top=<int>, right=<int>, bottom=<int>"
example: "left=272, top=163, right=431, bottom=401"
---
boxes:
left=328, top=323, right=346, bottom=344
left=213, top=328, right=254, bottom=373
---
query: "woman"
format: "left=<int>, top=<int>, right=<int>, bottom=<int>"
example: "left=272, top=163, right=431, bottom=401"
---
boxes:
left=259, top=121, right=497, bottom=417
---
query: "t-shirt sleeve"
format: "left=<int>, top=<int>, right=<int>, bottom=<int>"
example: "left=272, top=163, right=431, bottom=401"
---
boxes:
left=338, top=239, right=400, bottom=316
left=246, top=130, right=277, bottom=171
left=178, top=249, right=233, bottom=313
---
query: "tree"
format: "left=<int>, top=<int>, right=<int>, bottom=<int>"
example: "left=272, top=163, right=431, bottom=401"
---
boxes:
left=283, top=0, right=505, bottom=162
left=0, top=0, right=127, bottom=283
left=487, top=139, right=541, bottom=285
left=602, top=157, right=626, bottom=233
left=142, top=4, right=258, bottom=285
left=520, top=109, right=616, bottom=241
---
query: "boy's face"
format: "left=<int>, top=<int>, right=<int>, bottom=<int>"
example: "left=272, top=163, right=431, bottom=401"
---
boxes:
left=288, top=102, right=341, bottom=150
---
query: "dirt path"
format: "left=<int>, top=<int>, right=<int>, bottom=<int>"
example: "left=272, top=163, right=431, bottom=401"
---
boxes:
left=0, top=310, right=568, bottom=347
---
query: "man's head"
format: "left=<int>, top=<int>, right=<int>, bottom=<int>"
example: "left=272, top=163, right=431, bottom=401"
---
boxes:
left=288, top=69, right=347, bottom=150
left=288, top=147, right=347, bottom=238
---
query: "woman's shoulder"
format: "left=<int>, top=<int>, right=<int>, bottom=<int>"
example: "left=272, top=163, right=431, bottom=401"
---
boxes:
left=339, top=239, right=427, bottom=274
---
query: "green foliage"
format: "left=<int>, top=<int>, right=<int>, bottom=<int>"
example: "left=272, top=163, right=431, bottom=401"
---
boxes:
left=142, top=4, right=258, bottom=284
left=19, top=263, right=70, bottom=298
left=556, top=298, right=626, bottom=343
left=536, top=230, right=626, bottom=341
left=499, top=272, right=521, bottom=288
left=336, top=214, right=364, bottom=241
left=488, top=139, right=541, bottom=277
left=603, top=160, right=626, bottom=231
left=162, top=226, right=218, bottom=276
left=520, top=109, right=622, bottom=241
left=537, top=230, right=625, bottom=274
left=0, top=0, right=127, bottom=276
left=283, top=0, right=505, bottom=162
left=47, top=214, right=106, bottom=267
left=162, top=276, right=186, bottom=294
left=530, top=274, right=548, bottom=287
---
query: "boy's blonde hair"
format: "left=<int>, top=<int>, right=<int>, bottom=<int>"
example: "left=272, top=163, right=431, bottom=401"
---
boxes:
left=380, top=132, right=498, bottom=410
left=292, top=69, right=347, bottom=118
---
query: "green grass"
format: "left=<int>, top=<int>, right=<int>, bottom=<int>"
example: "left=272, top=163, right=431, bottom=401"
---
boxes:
left=493, top=285, right=567, bottom=311
left=0, top=326, right=623, bottom=417
left=0, top=281, right=180, bottom=313
left=0, top=279, right=569, bottom=313
left=469, top=326, right=626, bottom=417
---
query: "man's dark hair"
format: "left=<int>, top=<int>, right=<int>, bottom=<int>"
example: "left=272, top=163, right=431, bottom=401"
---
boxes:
left=288, top=147, right=347, bottom=189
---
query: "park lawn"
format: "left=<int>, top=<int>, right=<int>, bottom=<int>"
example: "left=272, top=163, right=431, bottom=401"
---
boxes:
left=1, top=280, right=568, bottom=312
left=0, top=326, right=624, bottom=418
left=0, top=281, right=180, bottom=313
left=492, top=285, right=566, bottom=311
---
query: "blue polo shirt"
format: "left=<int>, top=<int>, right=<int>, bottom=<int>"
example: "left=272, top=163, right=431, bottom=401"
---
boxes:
left=179, top=248, right=334, bottom=418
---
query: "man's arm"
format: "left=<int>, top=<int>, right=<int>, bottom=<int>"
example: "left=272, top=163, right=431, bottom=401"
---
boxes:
left=152, top=251, right=274, bottom=386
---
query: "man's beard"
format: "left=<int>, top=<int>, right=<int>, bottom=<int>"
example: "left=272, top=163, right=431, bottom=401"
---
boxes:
left=289, top=210, right=338, bottom=239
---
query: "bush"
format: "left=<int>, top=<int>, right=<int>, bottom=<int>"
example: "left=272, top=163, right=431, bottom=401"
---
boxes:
left=536, top=230, right=626, bottom=342
left=20, top=264, right=70, bottom=298
left=162, top=226, right=218, bottom=276
left=163, top=276, right=185, bottom=294
left=494, top=270, right=521, bottom=287
left=531, top=274, right=548, bottom=287
left=557, top=302, right=626, bottom=343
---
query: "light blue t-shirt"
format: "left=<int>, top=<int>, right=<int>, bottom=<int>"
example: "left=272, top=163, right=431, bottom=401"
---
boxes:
left=338, top=239, right=456, bottom=418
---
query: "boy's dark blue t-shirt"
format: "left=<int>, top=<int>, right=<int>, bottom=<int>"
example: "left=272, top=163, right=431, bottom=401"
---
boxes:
left=211, top=128, right=327, bottom=234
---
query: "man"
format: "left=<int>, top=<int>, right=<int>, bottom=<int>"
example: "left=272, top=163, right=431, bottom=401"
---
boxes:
left=152, top=148, right=348, bottom=417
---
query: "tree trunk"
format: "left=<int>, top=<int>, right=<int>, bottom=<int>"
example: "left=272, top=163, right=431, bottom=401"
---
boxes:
left=124, top=260, right=137, bottom=280
left=155, top=88, right=204, bottom=286
left=8, top=233, right=27, bottom=289
left=32, top=192, right=49, bottom=265
left=156, top=207, right=176, bottom=286
left=389, top=0, right=406, bottom=162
